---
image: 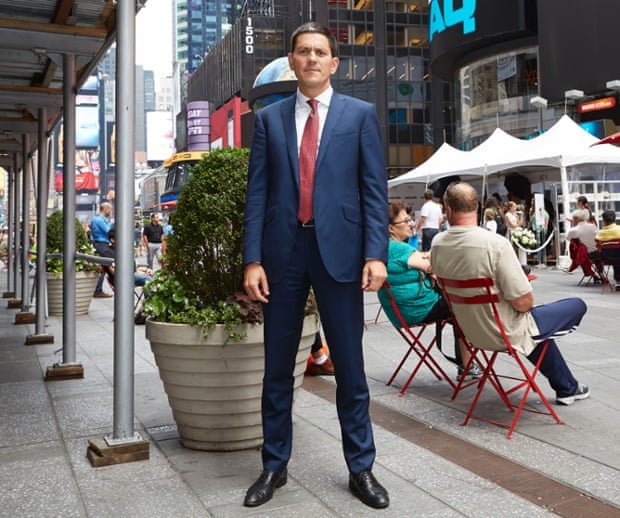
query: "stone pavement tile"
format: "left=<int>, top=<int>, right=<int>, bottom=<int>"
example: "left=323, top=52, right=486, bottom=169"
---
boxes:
left=154, top=437, right=263, bottom=508
left=294, top=399, right=342, bottom=438
left=374, top=389, right=620, bottom=509
left=65, top=434, right=209, bottom=518
left=77, top=477, right=208, bottom=518
left=75, top=352, right=154, bottom=379
left=166, top=438, right=341, bottom=516
left=288, top=384, right=326, bottom=409
left=0, top=355, right=43, bottom=383
left=133, top=372, right=175, bottom=429
left=45, top=373, right=111, bottom=399
left=209, top=489, right=338, bottom=518
left=291, top=398, right=466, bottom=516
left=0, top=381, right=58, bottom=447
left=0, top=441, right=86, bottom=518
left=52, top=388, right=141, bottom=440
left=0, top=379, right=51, bottom=413
left=0, top=340, right=38, bottom=362
left=380, top=449, right=551, bottom=518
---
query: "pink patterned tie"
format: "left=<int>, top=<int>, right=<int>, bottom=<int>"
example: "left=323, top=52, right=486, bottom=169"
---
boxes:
left=298, top=99, right=319, bottom=224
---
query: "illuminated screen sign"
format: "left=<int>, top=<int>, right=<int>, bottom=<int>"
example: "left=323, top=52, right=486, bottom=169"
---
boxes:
left=578, top=97, right=617, bottom=114
left=429, top=0, right=477, bottom=42
left=429, top=0, right=536, bottom=79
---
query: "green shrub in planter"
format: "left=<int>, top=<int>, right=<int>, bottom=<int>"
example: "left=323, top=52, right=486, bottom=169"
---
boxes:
left=46, top=210, right=98, bottom=273
left=143, top=147, right=260, bottom=339
left=144, top=147, right=317, bottom=339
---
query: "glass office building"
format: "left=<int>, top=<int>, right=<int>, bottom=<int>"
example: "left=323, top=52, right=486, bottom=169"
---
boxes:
left=325, top=0, right=438, bottom=175
left=175, top=0, right=238, bottom=75
left=457, top=47, right=540, bottom=149
left=191, top=0, right=449, bottom=177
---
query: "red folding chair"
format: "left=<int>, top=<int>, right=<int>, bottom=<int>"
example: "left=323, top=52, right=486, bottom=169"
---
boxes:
left=567, top=238, right=598, bottom=286
left=363, top=292, right=387, bottom=327
left=599, top=240, right=620, bottom=293
left=436, top=276, right=563, bottom=438
left=380, top=281, right=460, bottom=396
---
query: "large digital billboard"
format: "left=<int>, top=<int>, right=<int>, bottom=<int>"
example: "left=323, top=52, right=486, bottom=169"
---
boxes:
left=54, top=149, right=100, bottom=193
left=75, top=106, right=99, bottom=148
left=146, top=111, right=175, bottom=162
left=429, top=0, right=537, bottom=79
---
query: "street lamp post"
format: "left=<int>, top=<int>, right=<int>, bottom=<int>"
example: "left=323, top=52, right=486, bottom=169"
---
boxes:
left=530, top=95, right=548, bottom=134
left=564, top=89, right=585, bottom=116
left=606, top=80, right=620, bottom=92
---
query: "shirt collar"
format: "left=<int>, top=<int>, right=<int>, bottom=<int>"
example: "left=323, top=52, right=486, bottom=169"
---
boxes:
left=296, top=87, right=333, bottom=111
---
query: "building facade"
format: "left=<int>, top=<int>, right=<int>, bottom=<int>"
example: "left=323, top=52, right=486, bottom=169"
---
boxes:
left=188, top=0, right=447, bottom=177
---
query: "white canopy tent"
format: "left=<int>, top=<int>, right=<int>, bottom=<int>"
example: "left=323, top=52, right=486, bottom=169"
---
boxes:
left=390, top=116, right=620, bottom=187
left=396, top=141, right=485, bottom=184
left=389, top=115, right=620, bottom=223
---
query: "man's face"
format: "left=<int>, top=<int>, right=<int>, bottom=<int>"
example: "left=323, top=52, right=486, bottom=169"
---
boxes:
left=103, top=205, right=112, bottom=217
left=288, top=32, right=339, bottom=93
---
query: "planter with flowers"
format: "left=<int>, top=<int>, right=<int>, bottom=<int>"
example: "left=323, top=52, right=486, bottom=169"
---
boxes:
left=46, top=210, right=99, bottom=316
left=144, top=148, right=318, bottom=451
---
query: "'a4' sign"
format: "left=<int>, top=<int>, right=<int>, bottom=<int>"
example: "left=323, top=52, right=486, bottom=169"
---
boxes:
left=429, top=0, right=477, bottom=41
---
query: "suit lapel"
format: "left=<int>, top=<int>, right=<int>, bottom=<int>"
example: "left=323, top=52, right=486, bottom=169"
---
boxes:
left=317, top=93, right=346, bottom=171
left=280, top=96, right=300, bottom=188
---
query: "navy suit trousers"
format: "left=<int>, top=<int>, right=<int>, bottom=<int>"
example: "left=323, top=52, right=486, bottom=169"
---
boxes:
left=528, top=298, right=587, bottom=398
left=260, top=225, right=376, bottom=474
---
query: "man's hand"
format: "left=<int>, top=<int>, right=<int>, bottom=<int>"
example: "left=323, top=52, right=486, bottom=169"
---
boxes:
left=362, top=259, right=387, bottom=292
left=510, top=291, right=534, bottom=313
left=243, top=263, right=270, bottom=303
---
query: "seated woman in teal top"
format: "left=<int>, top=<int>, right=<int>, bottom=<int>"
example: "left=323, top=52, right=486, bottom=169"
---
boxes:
left=378, top=200, right=479, bottom=379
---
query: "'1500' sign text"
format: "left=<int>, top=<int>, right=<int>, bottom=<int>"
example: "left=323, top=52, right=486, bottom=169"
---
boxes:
left=246, top=18, right=254, bottom=54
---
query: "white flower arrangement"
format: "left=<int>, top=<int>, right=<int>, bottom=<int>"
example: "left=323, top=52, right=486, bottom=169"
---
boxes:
left=511, top=227, right=538, bottom=249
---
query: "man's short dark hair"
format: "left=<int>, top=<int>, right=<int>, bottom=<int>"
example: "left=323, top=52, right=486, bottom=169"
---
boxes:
left=602, top=209, right=616, bottom=225
left=423, top=189, right=434, bottom=200
left=290, top=22, right=337, bottom=57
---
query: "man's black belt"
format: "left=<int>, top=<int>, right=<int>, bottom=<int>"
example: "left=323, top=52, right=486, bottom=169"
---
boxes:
left=299, top=219, right=315, bottom=227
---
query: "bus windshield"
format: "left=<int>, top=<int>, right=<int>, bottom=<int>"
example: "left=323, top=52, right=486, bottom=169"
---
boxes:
left=159, top=151, right=208, bottom=211
left=164, top=160, right=198, bottom=193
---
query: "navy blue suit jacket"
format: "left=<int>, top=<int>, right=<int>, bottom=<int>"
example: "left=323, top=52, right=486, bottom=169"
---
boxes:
left=243, top=92, right=388, bottom=284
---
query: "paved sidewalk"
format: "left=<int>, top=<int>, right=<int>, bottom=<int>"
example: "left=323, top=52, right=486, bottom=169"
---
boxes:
left=0, top=268, right=619, bottom=517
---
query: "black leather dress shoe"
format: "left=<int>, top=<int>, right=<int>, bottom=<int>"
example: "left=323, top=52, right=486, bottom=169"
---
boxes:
left=349, top=470, right=389, bottom=509
left=243, top=469, right=288, bottom=507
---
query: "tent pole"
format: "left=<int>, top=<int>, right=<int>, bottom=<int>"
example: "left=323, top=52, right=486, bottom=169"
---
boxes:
left=558, top=163, right=571, bottom=266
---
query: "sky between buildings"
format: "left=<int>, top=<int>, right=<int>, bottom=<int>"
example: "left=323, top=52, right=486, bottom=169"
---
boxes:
left=136, top=0, right=173, bottom=82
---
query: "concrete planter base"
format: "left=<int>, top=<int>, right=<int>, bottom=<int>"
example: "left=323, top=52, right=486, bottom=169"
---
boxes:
left=46, top=271, right=99, bottom=316
left=146, top=314, right=319, bottom=451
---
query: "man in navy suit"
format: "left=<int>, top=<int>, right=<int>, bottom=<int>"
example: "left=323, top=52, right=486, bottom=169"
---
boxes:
left=242, top=22, right=389, bottom=509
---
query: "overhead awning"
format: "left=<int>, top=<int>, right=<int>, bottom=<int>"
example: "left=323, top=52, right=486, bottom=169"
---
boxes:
left=0, top=0, right=120, bottom=158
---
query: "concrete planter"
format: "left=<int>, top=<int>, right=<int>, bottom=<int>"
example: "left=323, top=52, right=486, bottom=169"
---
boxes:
left=146, top=314, right=319, bottom=451
left=46, top=271, right=99, bottom=316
